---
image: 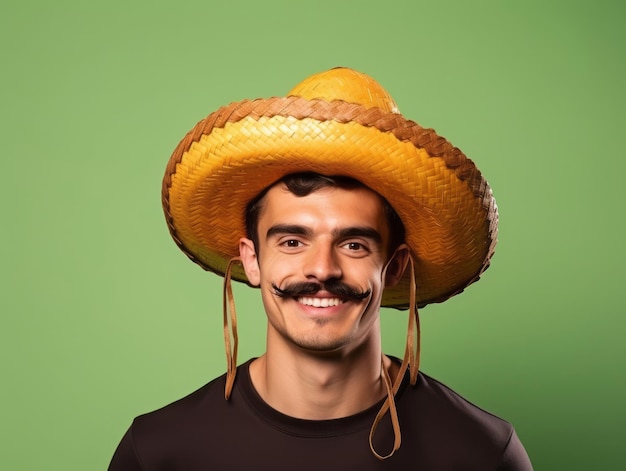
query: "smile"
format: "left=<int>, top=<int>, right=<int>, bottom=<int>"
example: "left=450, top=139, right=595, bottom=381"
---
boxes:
left=297, top=297, right=344, bottom=308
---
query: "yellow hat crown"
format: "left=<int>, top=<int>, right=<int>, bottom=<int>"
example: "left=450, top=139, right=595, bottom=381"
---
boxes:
left=288, top=67, right=399, bottom=113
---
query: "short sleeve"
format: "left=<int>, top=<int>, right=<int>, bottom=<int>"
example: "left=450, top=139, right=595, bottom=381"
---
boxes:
left=108, top=426, right=144, bottom=471
left=497, top=429, right=533, bottom=471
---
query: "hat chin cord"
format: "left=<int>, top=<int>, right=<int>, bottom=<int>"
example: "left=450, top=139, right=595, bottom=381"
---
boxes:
left=369, top=253, right=420, bottom=459
left=221, top=254, right=421, bottom=460
left=223, top=256, right=241, bottom=400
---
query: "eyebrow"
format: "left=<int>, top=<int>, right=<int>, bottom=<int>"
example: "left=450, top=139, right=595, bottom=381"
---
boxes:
left=335, top=227, right=383, bottom=245
left=266, top=224, right=312, bottom=240
left=266, top=224, right=382, bottom=245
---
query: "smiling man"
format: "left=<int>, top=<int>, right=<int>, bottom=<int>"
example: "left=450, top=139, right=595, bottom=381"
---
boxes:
left=109, top=68, right=533, bottom=469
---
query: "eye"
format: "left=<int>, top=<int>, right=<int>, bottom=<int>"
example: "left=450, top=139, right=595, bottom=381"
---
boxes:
left=342, top=241, right=369, bottom=253
left=282, top=239, right=303, bottom=248
left=274, top=234, right=308, bottom=252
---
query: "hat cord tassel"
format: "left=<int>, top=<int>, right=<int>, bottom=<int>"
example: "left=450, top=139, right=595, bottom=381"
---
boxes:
left=369, top=253, right=421, bottom=459
left=223, top=257, right=241, bottom=399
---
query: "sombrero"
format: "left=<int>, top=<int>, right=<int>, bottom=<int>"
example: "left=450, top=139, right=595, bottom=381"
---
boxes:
left=162, top=67, right=498, bottom=309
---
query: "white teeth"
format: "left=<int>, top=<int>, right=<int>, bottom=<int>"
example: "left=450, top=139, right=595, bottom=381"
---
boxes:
left=298, top=297, right=343, bottom=308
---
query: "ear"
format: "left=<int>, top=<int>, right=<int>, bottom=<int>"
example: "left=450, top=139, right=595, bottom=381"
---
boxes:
left=384, top=244, right=410, bottom=288
left=239, top=237, right=261, bottom=286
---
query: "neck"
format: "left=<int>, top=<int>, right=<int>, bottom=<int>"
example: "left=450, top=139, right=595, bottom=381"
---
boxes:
left=249, top=322, right=396, bottom=420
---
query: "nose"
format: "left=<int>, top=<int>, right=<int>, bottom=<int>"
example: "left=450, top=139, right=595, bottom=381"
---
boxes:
left=303, top=242, right=343, bottom=282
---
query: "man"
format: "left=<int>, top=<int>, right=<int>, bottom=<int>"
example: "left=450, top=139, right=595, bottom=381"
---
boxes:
left=109, top=67, right=532, bottom=469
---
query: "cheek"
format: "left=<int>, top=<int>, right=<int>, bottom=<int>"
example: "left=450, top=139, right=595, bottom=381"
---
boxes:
left=258, top=252, right=296, bottom=285
left=344, top=260, right=386, bottom=288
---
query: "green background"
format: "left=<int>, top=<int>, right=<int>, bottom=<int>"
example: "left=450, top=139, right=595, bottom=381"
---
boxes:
left=2, top=1, right=624, bottom=469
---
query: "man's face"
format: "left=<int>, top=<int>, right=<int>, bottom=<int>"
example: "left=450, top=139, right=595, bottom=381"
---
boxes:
left=239, top=183, right=407, bottom=355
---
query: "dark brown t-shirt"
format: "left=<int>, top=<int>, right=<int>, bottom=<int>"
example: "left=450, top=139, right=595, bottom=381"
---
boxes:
left=109, top=359, right=532, bottom=470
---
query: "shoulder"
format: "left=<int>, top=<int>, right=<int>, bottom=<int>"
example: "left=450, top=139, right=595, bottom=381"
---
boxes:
left=108, top=373, right=229, bottom=470
left=132, top=372, right=226, bottom=432
left=393, top=372, right=532, bottom=469
left=411, top=372, right=512, bottom=431
left=127, top=374, right=227, bottom=454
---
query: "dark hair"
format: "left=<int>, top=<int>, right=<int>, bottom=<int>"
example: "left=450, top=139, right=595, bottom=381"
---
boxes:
left=245, top=172, right=405, bottom=255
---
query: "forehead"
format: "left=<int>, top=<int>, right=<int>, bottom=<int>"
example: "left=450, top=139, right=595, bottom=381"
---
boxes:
left=258, top=183, right=390, bottom=235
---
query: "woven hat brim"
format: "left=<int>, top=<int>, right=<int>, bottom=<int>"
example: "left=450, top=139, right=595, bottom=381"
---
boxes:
left=163, top=96, right=498, bottom=308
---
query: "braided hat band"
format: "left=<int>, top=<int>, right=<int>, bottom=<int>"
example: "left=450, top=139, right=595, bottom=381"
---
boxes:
left=162, top=68, right=498, bottom=308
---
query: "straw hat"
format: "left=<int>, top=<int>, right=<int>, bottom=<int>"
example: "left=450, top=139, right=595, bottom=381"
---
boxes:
left=162, top=67, right=498, bottom=309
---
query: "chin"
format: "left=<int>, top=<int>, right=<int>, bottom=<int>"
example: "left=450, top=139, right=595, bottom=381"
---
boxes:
left=289, top=332, right=354, bottom=354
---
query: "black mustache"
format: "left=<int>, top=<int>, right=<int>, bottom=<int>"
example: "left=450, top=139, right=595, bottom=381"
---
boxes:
left=272, top=280, right=371, bottom=301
